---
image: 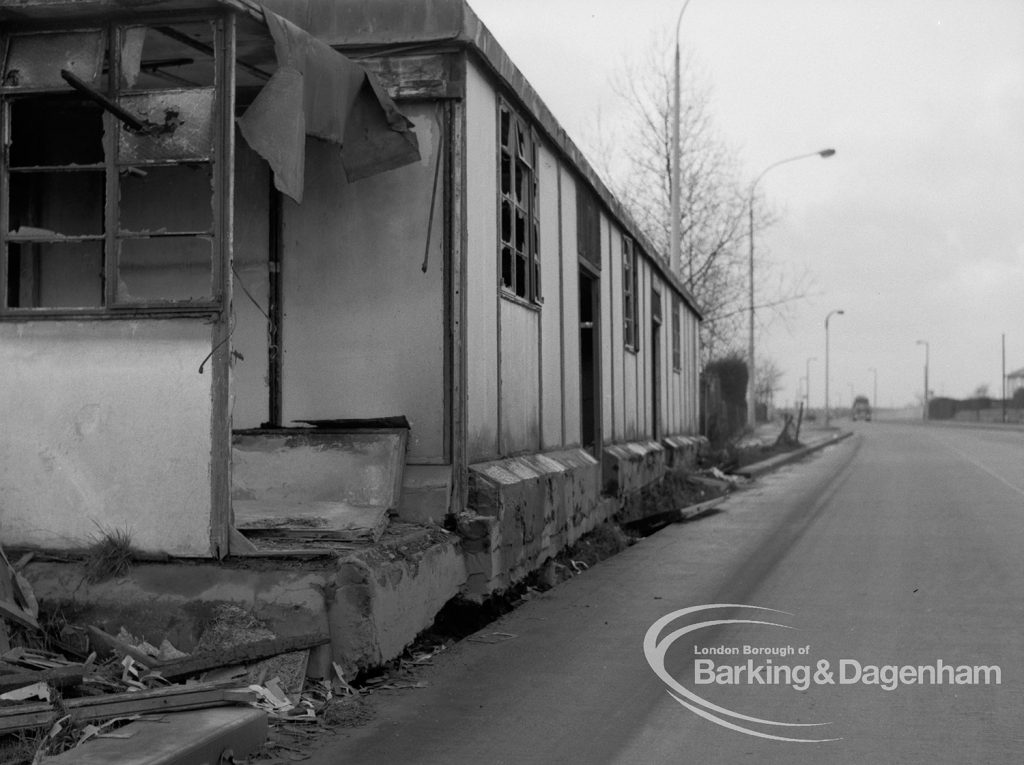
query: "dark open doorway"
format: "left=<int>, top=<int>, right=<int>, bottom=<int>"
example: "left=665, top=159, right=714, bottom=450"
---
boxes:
left=579, top=268, right=601, bottom=454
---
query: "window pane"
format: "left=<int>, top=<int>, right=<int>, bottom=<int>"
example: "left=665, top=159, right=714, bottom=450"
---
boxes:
left=120, top=23, right=216, bottom=91
left=119, top=164, right=212, bottom=233
left=116, top=236, right=212, bottom=302
left=515, top=252, right=526, bottom=297
left=118, top=89, right=215, bottom=163
left=515, top=209, right=526, bottom=252
left=6, top=241, right=103, bottom=308
left=500, top=153, right=511, bottom=196
left=2, top=31, right=105, bottom=90
left=501, top=200, right=512, bottom=246
left=500, top=108, right=510, bottom=149
left=501, top=246, right=513, bottom=289
left=9, top=171, right=104, bottom=236
left=9, top=97, right=104, bottom=167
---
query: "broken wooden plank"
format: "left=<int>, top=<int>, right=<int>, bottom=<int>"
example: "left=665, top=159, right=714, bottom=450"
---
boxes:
left=0, top=664, right=86, bottom=693
left=158, top=633, right=330, bottom=681
left=87, top=626, right=163, bottom=668
left=0, top=683, right=256, bottom=734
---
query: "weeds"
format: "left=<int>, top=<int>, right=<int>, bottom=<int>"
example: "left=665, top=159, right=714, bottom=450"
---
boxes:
left=83, top=525, right=135, bottom=583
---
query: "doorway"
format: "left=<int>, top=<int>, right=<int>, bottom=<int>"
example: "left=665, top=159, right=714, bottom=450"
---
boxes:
left=579, top=268, right=601, bottom=454
left=651, top=289, right=662, bottom=440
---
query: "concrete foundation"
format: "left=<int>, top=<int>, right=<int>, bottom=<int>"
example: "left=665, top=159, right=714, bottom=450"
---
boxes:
left=23, top=525, right=465, bottom=678
left=463, top=448, right=607, bottom=599
left=22, top=436, right=708, bottom=675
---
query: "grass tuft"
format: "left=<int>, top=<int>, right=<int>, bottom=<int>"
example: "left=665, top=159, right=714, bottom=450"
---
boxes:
left=83, top=525, right=136, bottom=583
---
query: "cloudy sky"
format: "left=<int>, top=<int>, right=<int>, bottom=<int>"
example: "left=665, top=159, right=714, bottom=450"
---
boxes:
left=468, top=0, right=1024, bottom=409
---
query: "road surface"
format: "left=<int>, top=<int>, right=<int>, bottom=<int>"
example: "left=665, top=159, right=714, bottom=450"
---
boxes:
left=306, top=421, right=1024, bottom=764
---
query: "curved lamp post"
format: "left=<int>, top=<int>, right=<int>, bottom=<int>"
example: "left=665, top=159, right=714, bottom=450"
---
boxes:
left=670, top=0, right=695, bottom=279
left=824, top=309, right=844, bottom=426
left=747, top=148, right=836, bottom=429
left=916, top=340, right=930, bottom=420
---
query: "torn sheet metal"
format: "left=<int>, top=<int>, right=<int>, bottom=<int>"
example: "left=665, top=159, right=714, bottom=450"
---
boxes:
left=236, top=8, right=419, bottom=201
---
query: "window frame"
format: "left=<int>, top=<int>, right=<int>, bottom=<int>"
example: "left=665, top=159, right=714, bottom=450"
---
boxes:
left=497, top=97, right=541, bottom=306
left=622, top=235, right=638, bottom=353
left=0, top=16, right=230, bottom=319
left=671, top=295, right=682, bottom=372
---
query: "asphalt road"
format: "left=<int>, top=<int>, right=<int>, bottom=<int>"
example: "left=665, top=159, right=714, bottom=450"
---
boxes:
left=307, top=421, right=1024, bottom=764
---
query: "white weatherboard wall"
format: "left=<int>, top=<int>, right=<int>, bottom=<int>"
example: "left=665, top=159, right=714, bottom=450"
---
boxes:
left=0, top=320, right=214, bottom=555
left=465, top=60, right=500, bottom=463
left=559, top=166, right=581, bottom=449
left=537, top=144, right=562, bottom=451
left=280, top=106, right=446, bottom=463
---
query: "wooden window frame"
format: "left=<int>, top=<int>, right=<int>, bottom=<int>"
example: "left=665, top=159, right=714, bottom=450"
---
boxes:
left=671, top=296, right=682, bottom=372
left=622, top=235, right=638, bottom=352
left=497, top=98, right=540, bottom=305
left=0, top=17, right=228, bottom=319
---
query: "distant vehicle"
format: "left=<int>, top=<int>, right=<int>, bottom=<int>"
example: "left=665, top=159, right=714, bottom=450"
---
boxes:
left=852, top=395, right=872, bottom=421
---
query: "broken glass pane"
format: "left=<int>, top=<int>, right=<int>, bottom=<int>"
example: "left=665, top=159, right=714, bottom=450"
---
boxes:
left=116, top=236, right=212, bottom=303
left=515, top=252, right=526, bottom=297
left=500, top=153, right=511, bottom=196
left=500, top=108, right=511, bottom=149
left=501, top=200, right=512, bottom=246
left=6, top=241, right=103, bottom=308
left=119, top=165, right=212, bottom=234
left=9, top=96, right=104, bottom=167
left=118, top=89, right=215, bottom=162
left=501, top=245, right=513, bottom=289
left=120, top=23, right=216, bottom=91
left=2, top=31, right=105, bottom=90
left=9, top=170, right=104, bottom=236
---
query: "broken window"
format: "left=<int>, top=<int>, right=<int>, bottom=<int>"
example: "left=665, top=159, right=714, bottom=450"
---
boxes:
left=622, top=236, right=638, bottom=352
left=498, top=100, right=540, bottom=304
left=1, top=20, right=223, bottom=313
left=672, top=297, right=682, bottom=372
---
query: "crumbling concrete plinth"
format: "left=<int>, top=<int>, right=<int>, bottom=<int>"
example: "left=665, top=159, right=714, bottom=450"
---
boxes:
left=463, top=448, right=609, bottom=600
left=22, top=525, right=465, bottom=678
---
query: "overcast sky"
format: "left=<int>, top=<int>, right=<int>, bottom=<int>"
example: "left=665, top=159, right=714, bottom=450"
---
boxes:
left=467, top=0, right=1024, bottom=408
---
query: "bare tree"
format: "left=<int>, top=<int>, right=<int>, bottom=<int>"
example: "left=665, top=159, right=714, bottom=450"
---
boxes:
left=584, top=33, right=809, bottom=364
left=755, top=357, right=785, bottom=411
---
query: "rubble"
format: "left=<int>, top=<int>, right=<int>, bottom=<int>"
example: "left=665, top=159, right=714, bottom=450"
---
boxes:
left=0, top=551, right=349, bottom=763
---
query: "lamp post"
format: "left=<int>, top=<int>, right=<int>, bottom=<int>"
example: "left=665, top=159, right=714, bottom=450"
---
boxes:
left=916, top=340, right=930, bottom=420
left=805, top=356, right=816, bottom=410
left=670, top=0, right=694, bottom=279
left=824, top=309, right=844, bottom=426
left=747, top=148, right=836, bottom=430
left=869, top=367, right=877, bottom=409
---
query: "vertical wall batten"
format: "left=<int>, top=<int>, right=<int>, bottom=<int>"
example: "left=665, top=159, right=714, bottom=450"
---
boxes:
left=450, top=96, right=467, bottom=511
left=211, top=14, right=235, bottom=557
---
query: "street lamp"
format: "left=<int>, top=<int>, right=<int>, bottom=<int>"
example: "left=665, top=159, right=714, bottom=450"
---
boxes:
left=670, top=0, right=695, bottom=279
left=916, top=340, right=930, bottom=420
left=825, top=309, right=844, bottom=426
left=868, top=367, right=877, bottom=409
left=747, top=148, right=836, bottom=430
left=805, top=357, right=817, bottom=409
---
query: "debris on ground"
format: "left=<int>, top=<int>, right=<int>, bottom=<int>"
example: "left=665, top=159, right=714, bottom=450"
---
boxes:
left=0, top=557, right=348, bottom=763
